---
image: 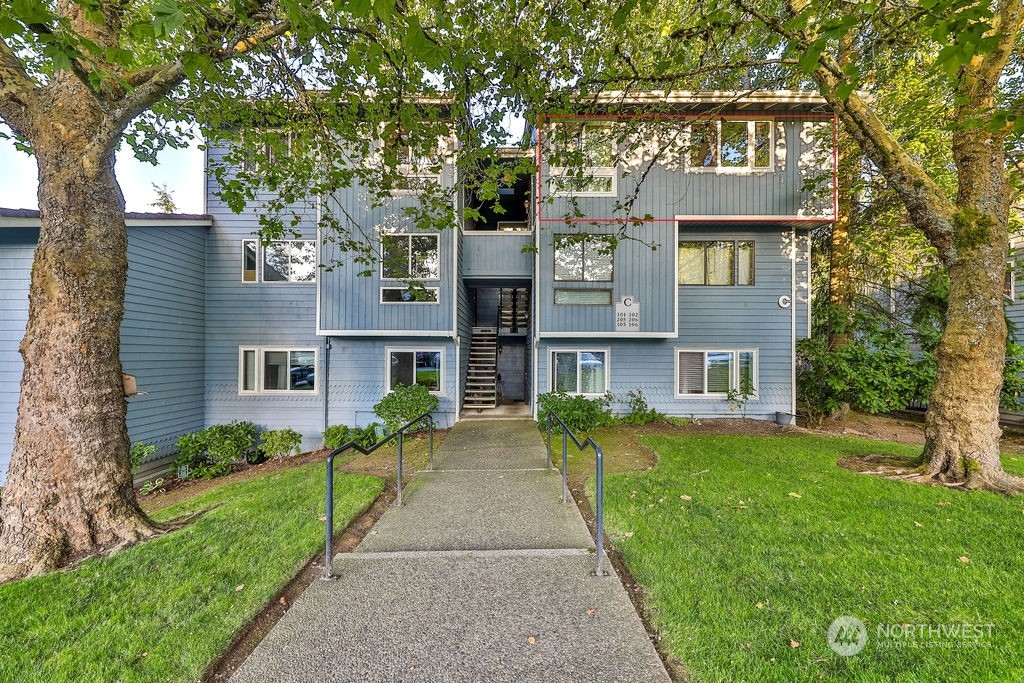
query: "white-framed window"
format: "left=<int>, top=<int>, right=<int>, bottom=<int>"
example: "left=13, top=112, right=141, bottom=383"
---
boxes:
left=382, top=129, right=443, bottom=193
left=678, top=240, right=754, bottom=285
left=239, top=347, right=317, bottom=395
left=548, top=122, right=617, bottom=196
left=242, top=239, right=317, bottom=283
left=381, top=233, right=440, bottom=281
left=386, top=348, right=444, bottom=394
left=675, top=349, right=757, bottom=398
left=553, top=288, right=613, bottom=305
left=685, top=120, right=773, bottom=172
left=240, top=129, right=292, bottom=174
left=381, top=286, right=440, bottom=304
left=550, top=348, right=610, bottom=396
left=554, top=234, right=614, bottom=282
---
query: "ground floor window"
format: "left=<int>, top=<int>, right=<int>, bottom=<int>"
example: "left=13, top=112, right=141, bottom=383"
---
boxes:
left=676, top=349, right=757, bottom=397
left=551, top=349, right=609, bottom=395
left=387, top=349, right=443, bottom=393
left=240, top=347, right=317, bottom=394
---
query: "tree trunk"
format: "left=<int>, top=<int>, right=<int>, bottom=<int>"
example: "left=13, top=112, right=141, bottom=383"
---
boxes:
left=922, top=115, right=1015, bottom=491
left=0, top=108, right=162, bottom=582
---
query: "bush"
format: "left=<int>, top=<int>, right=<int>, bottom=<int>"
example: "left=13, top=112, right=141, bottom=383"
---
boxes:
left=619, top=389, right=666, bottom=425
left=373, top=384, right=438, bottom=433
left=173, top=420, right=257, bottom=479
left=323, top=424, right=381, bottom=450
left=259, top=427, right=302, bottom=458
left=537, top=391, right=614, bottom=433
left=130, top=441, right=158, bottom=469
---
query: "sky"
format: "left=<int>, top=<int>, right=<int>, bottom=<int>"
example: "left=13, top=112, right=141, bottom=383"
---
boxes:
left=0, top=132, right=206, bottom=215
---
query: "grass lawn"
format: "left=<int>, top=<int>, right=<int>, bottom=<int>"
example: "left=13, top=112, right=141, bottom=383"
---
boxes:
left=0, top=461, right=383, bottom=683
left=600, top=434, right=1024, bottom=683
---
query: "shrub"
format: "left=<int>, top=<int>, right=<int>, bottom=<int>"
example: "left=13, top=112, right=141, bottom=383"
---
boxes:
left=537, top=391, right=614, bottom=433
left=619, top=389, right=666, bottom=425
left=173, top=420, right=257, bottom=479
left=323, top=424, right=381, bottom=450
left=373, top=384, right=438, bottom=433
left=130, top=441, right=159, bottom=469
left=259, top=427, right=303, bottom=458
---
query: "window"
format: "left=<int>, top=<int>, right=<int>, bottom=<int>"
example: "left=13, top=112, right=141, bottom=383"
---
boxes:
left=551, top=349, right=609, bottom=395
left=381, top=234, right=440, bottom=280
left=381, top=286, right=439, bottom=303
left=678, top=240, right=754, bottom=285
left=676, top=350, right=756, bottom=397
left=1006, top=261, right=1016, bottom=301
left=387, top=349, right=443, bottom=393
left=686, top=120, right=773, bottom=172
left=240, top=347, right=317, bottom=394
left=554, top=234, right=614, bottom=282
left=549, top=123, right=617, bottom=195
left=242, top=240, right=316, bottom=283
left=383, top=129, right=442, bottom=192
left=240, top=130, right=292, bottom=173
left=554, top=289, right=613, bottom=305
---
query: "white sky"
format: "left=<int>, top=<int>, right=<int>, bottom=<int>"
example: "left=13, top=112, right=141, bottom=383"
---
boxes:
left=0, top=133, right=206, bottom=214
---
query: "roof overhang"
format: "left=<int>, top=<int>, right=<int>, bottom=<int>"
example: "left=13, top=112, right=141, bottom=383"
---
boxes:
left=0, top=208, right=213, bottom=228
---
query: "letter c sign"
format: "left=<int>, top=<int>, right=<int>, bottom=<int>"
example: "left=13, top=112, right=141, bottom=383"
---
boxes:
left=778, top=295, right=792, bottom=309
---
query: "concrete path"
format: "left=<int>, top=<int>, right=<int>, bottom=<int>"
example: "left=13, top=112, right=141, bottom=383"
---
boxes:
left=231, top=419, right=671, bottom=683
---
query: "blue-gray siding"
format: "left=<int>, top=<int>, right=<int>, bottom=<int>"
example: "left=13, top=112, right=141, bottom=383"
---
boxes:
left=461, top=232, right=534, bottom=280
left=0, top=224, right=209, bottom=484
left=326, top=337, right=458, bottom=429
left=203, top=153, right=326, bottom=450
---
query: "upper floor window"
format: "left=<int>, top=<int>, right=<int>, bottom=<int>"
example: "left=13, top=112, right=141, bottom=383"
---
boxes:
left=240, top=347, right=317, bottom=394
left=678, top=240, right=754, bottom=286
left=381, top=234, right=440, bottom=280
left=240, top=130, right=292, bottom=174
left=686, top=120, right=773, bottom=172
left=549, top=123, right=617, bottom=196
left=554, top=234, right=614, bottom=282
left=382, top=129, right=443, bottom=193
left=242, top=239, right=316, bottom=283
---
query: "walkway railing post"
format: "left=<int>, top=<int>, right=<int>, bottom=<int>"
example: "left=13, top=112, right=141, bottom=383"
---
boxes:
left=428, top=418, right=435, bottom=469
left=594, top=444, right=607, bottom=576
left=324, top=452, right=336, bottom=580
left=545, top=415, right=552, bottom=469
left=561, top=426, right=569, bottom=504
left=396, top=431, right=404, bottom=507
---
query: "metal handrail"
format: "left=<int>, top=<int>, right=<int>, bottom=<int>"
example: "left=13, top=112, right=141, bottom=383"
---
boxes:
left=545, top=412, right=609, bottom=577
left=323, top=412, right=434, bottom=580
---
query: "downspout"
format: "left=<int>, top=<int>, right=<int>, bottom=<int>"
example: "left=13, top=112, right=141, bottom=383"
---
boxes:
left=791, top=229, right=797, bottom=420
left=323, top=337, right=331, bottom=439
left=532, top=116, right=544, bottom=420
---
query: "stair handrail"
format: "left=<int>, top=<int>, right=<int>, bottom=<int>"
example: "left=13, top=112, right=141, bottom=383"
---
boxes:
left=323, top=412, right=434, bottom=580
left=544, top=411, right=609, bottom=577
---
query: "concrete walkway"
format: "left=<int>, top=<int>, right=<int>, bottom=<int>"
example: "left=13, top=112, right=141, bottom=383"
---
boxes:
left=231, top=419, right=671, bottom=683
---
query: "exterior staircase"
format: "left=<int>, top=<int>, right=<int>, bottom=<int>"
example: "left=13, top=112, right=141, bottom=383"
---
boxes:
left=464, top=327, right=498, bottom=410
left=499, top=288, right=529, bottom=333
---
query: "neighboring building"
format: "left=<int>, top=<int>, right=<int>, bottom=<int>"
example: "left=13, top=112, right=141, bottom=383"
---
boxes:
left=0, top=91, right=836, bottom=484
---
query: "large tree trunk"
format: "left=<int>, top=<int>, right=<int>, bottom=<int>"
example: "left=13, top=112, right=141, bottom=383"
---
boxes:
left=0, top=105, right=162, bottom=582
left=922, top=112, right=1015, bottom=491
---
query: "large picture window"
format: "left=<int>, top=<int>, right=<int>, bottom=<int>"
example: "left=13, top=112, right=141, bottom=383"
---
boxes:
left=242, top=239, right=316, bottom=283
left=551, top=349, right=609, bottom=396
left=554, top=234, right=614, bottom=282
left=549, top=123, right=617, bottom=195
left=676, top=349, right=756, bottom=397
left=678, top=240, right=754, bottom=285
left=240, top=347, right=317, bottom=394
left=387, top=349, right=443, bottom=393
left=381, top=234, right=440, bottom=280
left=686, top=120, right=773, bottom=172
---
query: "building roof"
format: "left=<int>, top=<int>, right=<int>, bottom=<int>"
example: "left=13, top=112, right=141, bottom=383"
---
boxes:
left=0, top=208, right=213, bottom=228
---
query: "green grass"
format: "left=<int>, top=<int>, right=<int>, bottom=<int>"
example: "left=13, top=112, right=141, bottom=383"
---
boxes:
left=601, top=434, right=1024, bottom=683
left=0, top=462, right=383, bottom=683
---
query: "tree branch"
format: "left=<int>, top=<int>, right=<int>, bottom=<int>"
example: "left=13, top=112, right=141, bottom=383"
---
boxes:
left=0, top=36, right=41, bottom=135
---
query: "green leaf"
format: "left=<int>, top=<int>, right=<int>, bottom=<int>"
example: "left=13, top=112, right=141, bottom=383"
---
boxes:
left=150, top=0, right=185, bottom=38
left=11, top=0, right=53, bottom=24
left=0, top=15, right=21, bottom=37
